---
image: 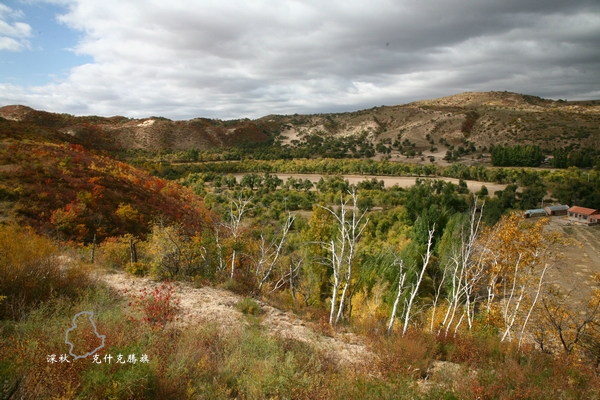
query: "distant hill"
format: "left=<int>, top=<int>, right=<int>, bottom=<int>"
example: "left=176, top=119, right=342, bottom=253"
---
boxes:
left=2, top=91, right=599, bottom=155
left=0, top=104, right=272, bottom=152
left=266, top=91, right=600, bottom=154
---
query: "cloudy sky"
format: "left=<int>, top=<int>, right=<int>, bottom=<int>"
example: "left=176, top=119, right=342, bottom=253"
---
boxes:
left=1, top=0, right=599, bottom=120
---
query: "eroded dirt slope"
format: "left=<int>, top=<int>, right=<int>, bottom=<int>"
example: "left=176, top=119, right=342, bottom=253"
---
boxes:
left=101, top=272, right=373, bottom=367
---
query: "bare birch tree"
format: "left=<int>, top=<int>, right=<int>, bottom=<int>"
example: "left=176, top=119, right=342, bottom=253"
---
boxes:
left=387, top=258, right=406, bottom=335
left=387, top=224, right=435, bottom=335
left=436, top=206, right=560, bottom=344
left=401, top=224, right=435, bottom=336
left=438, top=200, right=486, bottom=336
left=222, top=194, right=252, bottom=279
left=430, top=260, right=448, bottom=333
left=321, top=188, right=369, bottom=325
left=254, top=212, right=295, bottom=292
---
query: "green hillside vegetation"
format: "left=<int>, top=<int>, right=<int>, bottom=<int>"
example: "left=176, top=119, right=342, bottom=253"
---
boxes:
left=141, top=157, right=600, bottom=211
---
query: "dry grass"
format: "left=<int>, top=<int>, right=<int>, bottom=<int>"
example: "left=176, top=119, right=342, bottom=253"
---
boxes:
left=0, top=224, right=94, bottom=320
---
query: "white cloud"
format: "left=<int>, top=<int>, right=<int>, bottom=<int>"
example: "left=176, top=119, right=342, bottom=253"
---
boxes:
left=0, top=4, right=32, bottom=51
left=1, top=0, right=600, bottom=118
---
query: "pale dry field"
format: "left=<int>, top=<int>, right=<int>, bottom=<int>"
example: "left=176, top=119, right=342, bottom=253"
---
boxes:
left=231, top=172, right=506, bottom=194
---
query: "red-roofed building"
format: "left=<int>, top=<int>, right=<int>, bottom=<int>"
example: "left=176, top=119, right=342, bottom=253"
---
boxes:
left=568, top=206, right=599, bottom=224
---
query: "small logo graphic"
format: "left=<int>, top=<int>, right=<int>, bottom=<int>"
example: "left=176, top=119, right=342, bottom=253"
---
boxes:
left=65, top=311, right=106, bottom=360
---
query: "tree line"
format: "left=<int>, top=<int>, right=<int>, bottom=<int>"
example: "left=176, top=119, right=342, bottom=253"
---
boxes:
left=491, top=144, right=544, bottom=167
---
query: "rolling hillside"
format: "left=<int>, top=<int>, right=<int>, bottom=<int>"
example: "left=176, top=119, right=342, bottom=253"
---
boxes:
left=2, top=91, right=599, bottom=156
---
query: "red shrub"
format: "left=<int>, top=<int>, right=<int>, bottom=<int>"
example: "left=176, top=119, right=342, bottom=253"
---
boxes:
left=126, top=281, right=181, bottom=331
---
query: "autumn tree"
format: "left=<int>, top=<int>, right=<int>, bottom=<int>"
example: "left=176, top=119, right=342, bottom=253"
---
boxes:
left=146, top=221, right=207, bottom=278
left=477, top=214, right=560, bottom=345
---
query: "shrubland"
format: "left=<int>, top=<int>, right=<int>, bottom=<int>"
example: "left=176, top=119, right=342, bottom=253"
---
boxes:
left=2, top=227, right=599, bottom=398
left=0, top=142, right=213, bottom=242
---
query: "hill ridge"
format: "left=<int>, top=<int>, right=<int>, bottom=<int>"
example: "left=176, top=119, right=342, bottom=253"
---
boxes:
left=2, top=91, right=599, bottom=153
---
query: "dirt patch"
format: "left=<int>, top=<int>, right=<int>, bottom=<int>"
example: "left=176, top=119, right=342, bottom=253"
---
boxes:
left=544, top=218, right=600, bottom=306
left=101, top=273, right=244, bottom=333
left=99, top=271, right=374, bottom=367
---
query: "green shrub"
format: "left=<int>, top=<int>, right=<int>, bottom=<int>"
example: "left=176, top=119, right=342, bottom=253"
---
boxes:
left=236, top=297, right=262, bottom=316
left=125, top=261, right=150, bottom=276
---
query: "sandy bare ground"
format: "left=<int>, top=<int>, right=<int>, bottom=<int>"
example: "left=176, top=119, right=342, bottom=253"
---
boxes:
left=544, top=219, right=600, bottom=309
left=231, top=172, right=506, bottom=194
left=100, top=272, right=373, bottom=367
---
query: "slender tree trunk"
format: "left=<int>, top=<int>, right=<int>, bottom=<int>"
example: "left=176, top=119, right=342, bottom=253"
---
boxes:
left=335, top=268, right=351, bottom=323
left=230, top=249, right=236, bottom=279
left=290, top=262, right=296, bottom=306
left=387, top=260, right=406, bottom=335
left=129, top=237, right=137, bottom=266
left=257, top=213, right=294, bottom=292
left=402, top=225, right=435, bottom=336
left=346, top=277, right=362, bottom=320
left=215, top=227, right=224, bottom=275
left=519, top=263, right=549, bottom=348
left=90, top=233, right=96, bottom=264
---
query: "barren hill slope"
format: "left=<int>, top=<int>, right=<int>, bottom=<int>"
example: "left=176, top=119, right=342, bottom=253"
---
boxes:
left=2, top=91, right=599, bottom=153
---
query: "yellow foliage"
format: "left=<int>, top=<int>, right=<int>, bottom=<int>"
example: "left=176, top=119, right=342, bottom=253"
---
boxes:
left=0, top=224, right=57, bottom=271
left=351, top=279, right=390, bottom=323
left=0, top=224, right=92, bottom=319
left=125, top=261, right=150, bottom=277
left=471, top=213, right=565, bottom=343
left=115, top=202, right=139, bottom=223
left=98, top=235, right=132, bottom=268
left=477, top=213, right=559, bottom=299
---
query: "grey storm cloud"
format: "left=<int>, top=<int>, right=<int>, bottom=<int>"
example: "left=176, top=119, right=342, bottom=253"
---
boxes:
left=1, top=0, right=599, bottom=119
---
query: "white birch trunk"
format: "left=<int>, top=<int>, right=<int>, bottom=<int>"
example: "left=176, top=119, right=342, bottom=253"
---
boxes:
left=402, top=225, right=435, bottom=336
left=387, top=259, right=406, bottom=335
